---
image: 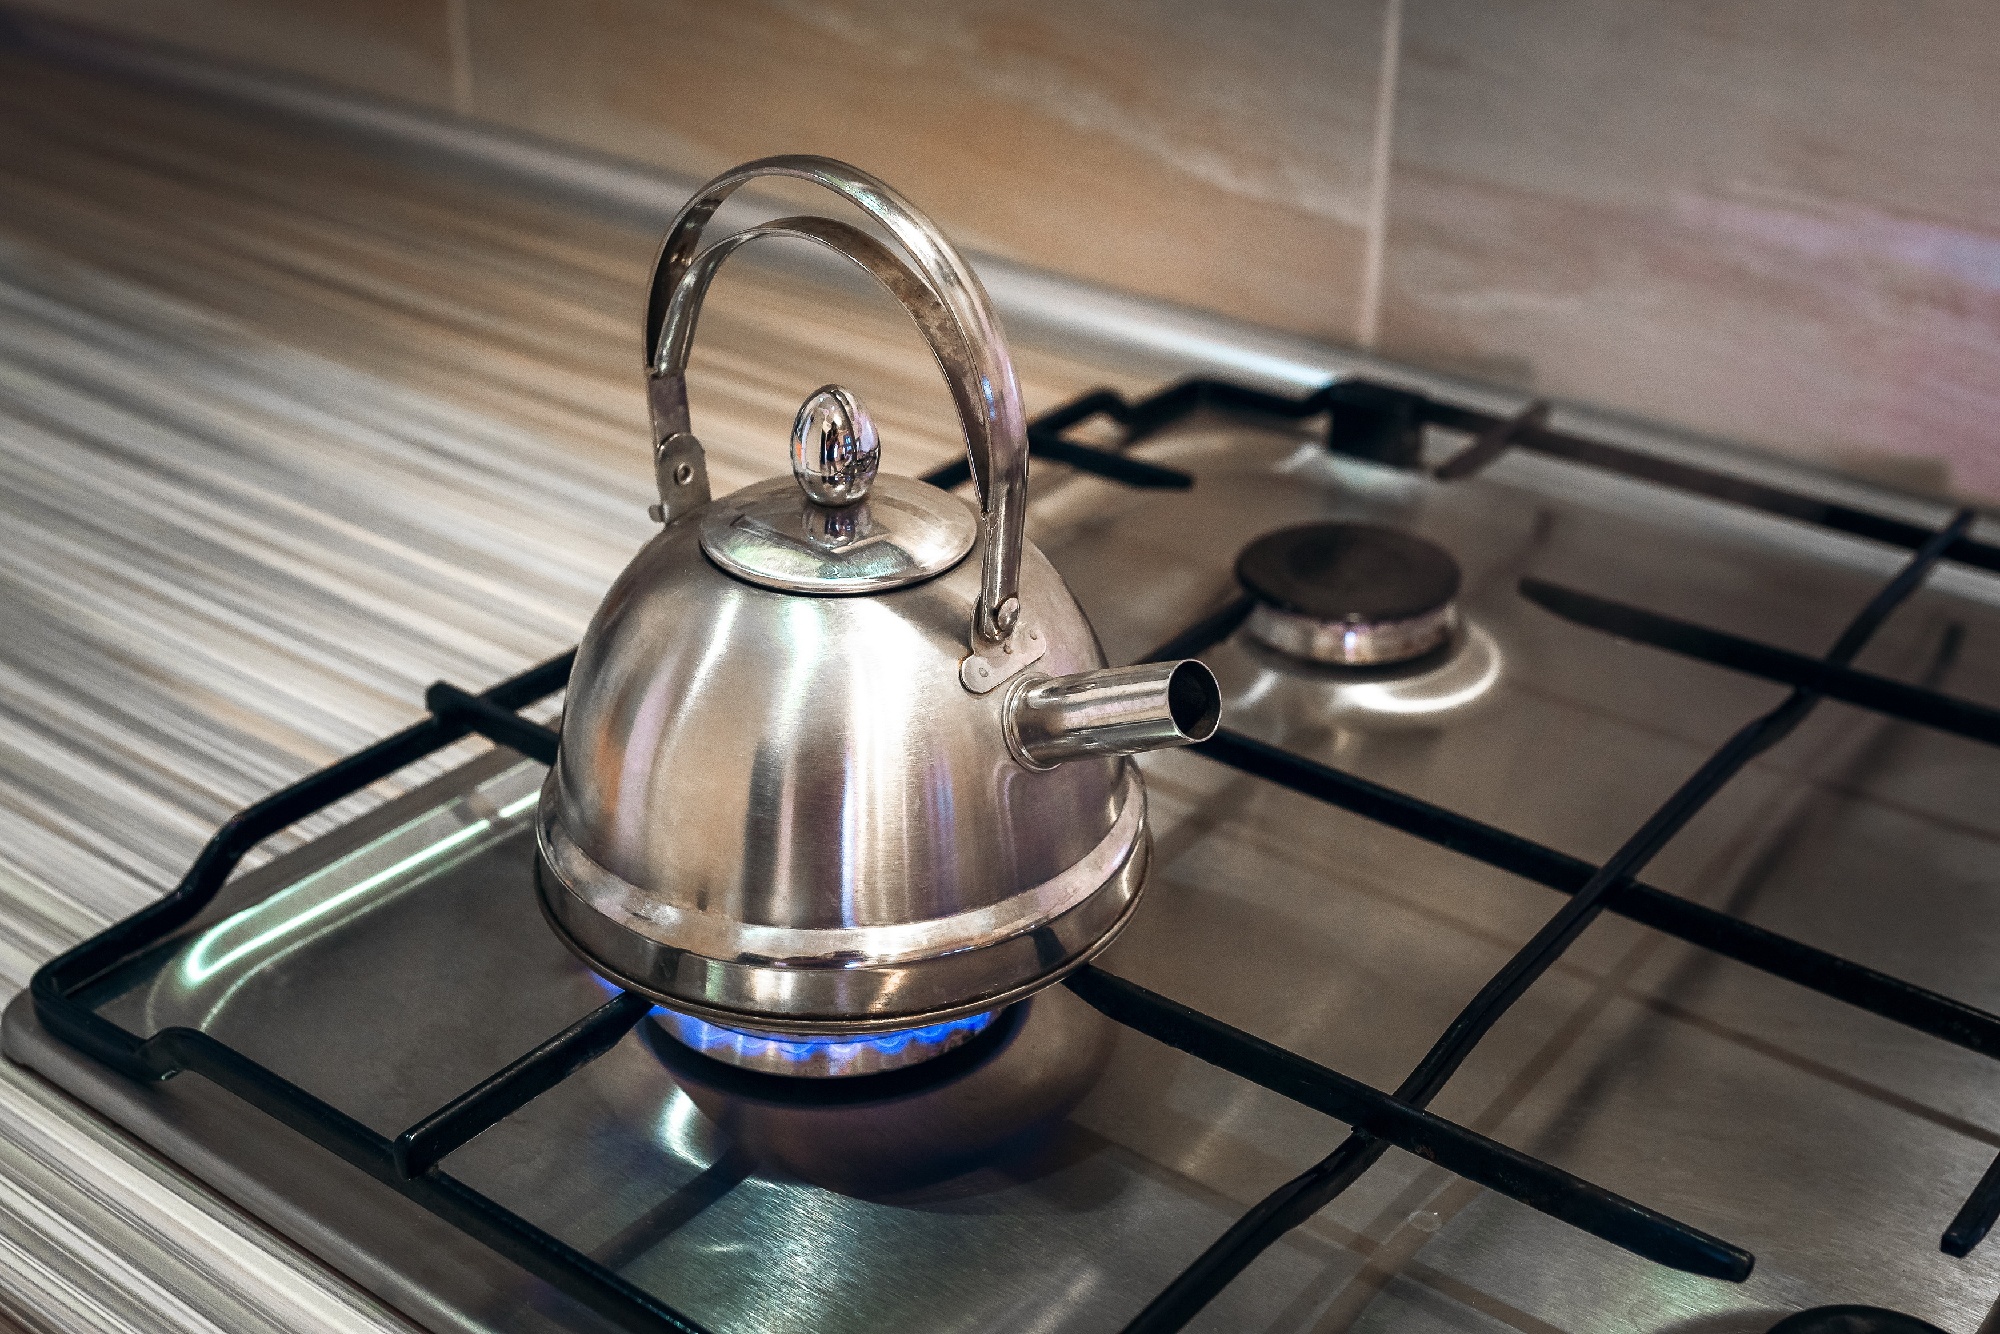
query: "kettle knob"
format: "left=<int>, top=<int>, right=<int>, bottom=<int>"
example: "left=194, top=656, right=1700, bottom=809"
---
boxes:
left=790, top=385, right=880, bottom=507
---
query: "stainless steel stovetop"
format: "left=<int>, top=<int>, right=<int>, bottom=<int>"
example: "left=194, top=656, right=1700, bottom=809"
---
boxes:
left=9, top=398, right=2000, bottom=1334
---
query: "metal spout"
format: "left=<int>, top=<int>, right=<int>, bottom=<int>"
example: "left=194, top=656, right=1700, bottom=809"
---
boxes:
left=1005, top=661, right=1221, bottom=770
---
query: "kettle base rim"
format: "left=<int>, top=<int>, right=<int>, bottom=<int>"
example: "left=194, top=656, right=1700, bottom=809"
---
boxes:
left=533, top=829, right=1150, bottom=1037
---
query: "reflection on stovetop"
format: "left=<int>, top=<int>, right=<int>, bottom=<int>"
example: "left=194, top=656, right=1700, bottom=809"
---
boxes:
left=92, top=759, right=1356, bottom=1332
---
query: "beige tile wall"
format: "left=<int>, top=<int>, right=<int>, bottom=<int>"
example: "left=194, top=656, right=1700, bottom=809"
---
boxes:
left=1382, top=0, right=2000, bottom=500
left=11, top=0, right=2000, bottom=499
left=463, top=0, right=1393, bottom=341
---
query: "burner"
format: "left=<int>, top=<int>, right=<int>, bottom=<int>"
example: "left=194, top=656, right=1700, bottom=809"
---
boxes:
left=652, top=1006, right=999, bottom=1078
left=1766, top=1309, right=1947, bottom=1334
left=1237, top=522, right=1462, bottom=666
left=641, top=993, right=1112, bottom=1195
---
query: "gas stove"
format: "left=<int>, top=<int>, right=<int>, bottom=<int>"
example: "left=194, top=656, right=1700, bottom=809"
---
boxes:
left=9, top=374, right=2000, bottom=1334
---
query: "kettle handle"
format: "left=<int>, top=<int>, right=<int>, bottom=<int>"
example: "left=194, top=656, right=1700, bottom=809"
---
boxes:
left=643, top=155, right=1029, bottom=645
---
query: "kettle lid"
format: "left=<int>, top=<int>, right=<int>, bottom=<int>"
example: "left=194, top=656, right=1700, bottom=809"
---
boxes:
left=700, top=384, right=977, bottom=594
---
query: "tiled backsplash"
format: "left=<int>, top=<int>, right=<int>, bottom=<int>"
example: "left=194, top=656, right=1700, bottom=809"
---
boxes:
left=1385, top=1, right=2000, bottom=501
left=12, top=0, right=1998, bottom=500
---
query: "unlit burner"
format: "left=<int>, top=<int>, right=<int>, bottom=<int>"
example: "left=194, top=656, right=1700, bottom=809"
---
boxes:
left=1237, top=522, right=1461, bottom=666
left=654, top=1007, right=999, bottom=1078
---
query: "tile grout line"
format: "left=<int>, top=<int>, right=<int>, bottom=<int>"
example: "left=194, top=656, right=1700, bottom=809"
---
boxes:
left=1355, top=0, right=1403, bottom=352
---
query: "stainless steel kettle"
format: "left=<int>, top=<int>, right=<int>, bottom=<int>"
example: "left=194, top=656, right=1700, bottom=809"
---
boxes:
left=535, top=156, right=1220, bottom=1043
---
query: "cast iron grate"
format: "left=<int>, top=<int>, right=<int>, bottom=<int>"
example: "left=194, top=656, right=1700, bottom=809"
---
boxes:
left=29, top=377, right=2000, bottom=1334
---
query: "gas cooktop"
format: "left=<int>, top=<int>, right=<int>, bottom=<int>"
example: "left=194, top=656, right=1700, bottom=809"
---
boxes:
left=10, top=376, right=2000, bottom=1333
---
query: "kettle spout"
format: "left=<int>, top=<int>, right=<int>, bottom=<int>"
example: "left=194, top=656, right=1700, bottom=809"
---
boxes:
left=1005, top=660, right=1221, bottom=770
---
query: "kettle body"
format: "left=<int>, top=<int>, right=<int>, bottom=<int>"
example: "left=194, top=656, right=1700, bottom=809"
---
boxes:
left=536, top=156, right=1216, bottom=1042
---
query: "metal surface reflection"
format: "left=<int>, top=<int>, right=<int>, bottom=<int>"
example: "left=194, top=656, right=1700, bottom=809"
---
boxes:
left=166, top=764, right=544, bottom=1027
left=642, top=989, right=1116, bottom=1196
left=1219, top=622, right=1504, bottom=734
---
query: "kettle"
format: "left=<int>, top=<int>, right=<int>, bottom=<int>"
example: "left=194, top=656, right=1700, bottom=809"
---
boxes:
left=535, top=156, right=1220, bottom=1045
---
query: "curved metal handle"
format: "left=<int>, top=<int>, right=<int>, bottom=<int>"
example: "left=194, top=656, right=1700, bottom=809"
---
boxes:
left=643, top=156, right=1029, bottom=643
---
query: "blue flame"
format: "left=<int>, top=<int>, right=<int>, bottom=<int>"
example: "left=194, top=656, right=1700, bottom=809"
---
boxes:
left=587, top=972, right=997, bottom=1074
left=658, top=1008, right=997, bottom=1067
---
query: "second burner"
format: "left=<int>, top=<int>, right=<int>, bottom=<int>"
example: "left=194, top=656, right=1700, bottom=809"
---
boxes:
left=1237, top=522, right=1462, bottom=666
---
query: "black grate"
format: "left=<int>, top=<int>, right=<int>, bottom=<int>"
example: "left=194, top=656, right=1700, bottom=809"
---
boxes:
left=30, top=376, right=2000, bottom=1334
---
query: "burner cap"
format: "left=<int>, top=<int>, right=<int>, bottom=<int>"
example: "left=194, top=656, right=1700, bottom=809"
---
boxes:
left=1767, top=1309, right=1947, bottom=1334
left=1236, top=522, right=1461, bottom=666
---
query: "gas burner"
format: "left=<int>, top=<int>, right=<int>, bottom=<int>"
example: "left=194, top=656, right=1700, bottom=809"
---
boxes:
left=1236, top=522, right=1461, bottom=666
left=651, top=1006, right=999, bottom=1079
left=1767, top=1309, right=1947, bottom=1334
left=640, top=996, right=1110, bottom=1195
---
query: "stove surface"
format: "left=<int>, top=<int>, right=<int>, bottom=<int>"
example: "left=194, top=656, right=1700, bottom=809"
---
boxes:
left=11, top=409, right=2000, bottom=1334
